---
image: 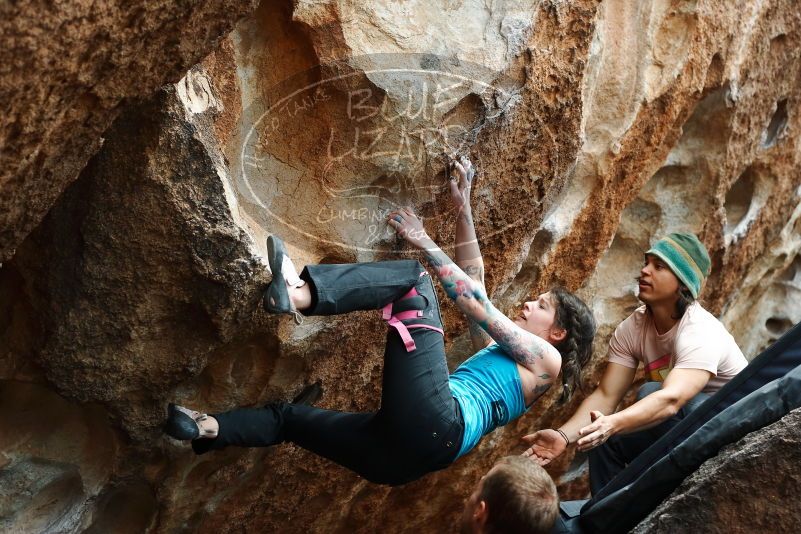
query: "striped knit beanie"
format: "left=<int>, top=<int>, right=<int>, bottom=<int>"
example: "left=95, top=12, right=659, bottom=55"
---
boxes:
left=646, top=233, right=711, bottom=298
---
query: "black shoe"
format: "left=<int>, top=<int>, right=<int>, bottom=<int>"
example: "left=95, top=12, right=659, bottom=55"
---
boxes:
left=262, top=235, right=304, bottom=324
left=164, top=403, right=217, bottom=441
left=291, top=381, right=323, bottom=406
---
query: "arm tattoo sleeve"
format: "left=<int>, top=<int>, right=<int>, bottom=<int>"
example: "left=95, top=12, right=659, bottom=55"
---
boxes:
left=422, top=246, right=481, bottom=303
left=423, top=245, right=553, bottom=367
left=484, top=317, right=550, bottom=369
left=454, top=207, right=483, bottom=273
left=463, top=265, right=481, bottom=276
left=468, top=318, right=494, bottom=349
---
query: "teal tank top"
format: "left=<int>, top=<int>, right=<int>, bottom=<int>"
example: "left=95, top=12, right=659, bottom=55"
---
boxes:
left=448, top=343, right=529, bottom=459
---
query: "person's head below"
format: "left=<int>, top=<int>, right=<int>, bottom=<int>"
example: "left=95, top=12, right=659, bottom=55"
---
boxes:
left=513, top=287, right=596, bottom=404
left=637, top=232, right=711, bottom=319
left=460, top=456, right=559, bottom=534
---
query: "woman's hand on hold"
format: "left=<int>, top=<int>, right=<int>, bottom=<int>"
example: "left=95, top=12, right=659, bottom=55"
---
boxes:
left=387, top=208, right=435, bottom=250
left=520, top=429, right=568, bottom=466
left=448, top=155, right=475, bottom=213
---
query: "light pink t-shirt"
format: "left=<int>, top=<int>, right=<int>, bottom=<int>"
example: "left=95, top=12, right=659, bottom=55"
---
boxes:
left=607, top=302, right=747, bottom=394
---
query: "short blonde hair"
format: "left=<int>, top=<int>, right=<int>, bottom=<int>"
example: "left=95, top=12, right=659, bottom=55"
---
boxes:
left=479, top=456, right=559, bottom=534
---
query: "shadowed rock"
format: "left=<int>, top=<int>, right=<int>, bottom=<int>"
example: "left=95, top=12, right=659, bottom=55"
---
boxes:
left=0, top=0, right=259, bottom=263
left=634, top=408, right=801, bottom=533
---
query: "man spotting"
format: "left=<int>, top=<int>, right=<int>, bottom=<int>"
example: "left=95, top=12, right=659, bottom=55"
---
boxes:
left=522, top=233, right=747, bottom=494
left=460, top=456, right=558, bottom=534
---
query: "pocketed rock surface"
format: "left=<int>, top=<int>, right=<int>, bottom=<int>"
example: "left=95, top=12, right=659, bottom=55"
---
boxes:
left=2, top=0, right=801, bottom=532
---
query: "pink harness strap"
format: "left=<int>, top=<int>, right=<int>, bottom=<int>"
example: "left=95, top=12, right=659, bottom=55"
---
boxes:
left=381, top=273, right=444, bottom=352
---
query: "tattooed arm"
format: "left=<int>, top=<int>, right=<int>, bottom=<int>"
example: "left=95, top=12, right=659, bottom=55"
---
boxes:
left=387, top=208, right=559, bottom=374
left=448, top=156, right=494, bottom=351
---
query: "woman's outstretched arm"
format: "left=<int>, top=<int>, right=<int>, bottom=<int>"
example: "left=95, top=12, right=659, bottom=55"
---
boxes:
left=448, top=156, right=494, bottom=351
left=387, top=208, right=558, bottom=373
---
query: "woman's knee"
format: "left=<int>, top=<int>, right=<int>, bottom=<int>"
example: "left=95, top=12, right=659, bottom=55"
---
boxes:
left=413, top=274, right=443, bottom=326
left=389, top=258, right=425, bottom=274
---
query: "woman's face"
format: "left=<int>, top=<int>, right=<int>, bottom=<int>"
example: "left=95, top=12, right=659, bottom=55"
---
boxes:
left=513, top=292, right=565, bottom=344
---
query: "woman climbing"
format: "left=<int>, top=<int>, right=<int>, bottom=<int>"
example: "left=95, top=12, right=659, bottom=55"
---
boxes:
left=164, top=156, right=596, bottom=486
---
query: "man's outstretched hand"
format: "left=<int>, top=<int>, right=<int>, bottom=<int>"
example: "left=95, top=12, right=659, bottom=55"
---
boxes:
left=577, top=410, right=615, bottom=452
left=521, top=429, right=568, bottom=466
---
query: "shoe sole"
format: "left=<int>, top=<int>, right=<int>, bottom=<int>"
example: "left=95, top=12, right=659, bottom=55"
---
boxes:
left=263, top=236, right=291, bottom=313
left=266, top=235, right=286, bottom=273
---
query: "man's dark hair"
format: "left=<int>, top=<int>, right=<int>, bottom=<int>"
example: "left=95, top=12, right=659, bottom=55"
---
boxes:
left=480, top=456, right=559, bottom=534
left=672, top=283, right=695, bottom=319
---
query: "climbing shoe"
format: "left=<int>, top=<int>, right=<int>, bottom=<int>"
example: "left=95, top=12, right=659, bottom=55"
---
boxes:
left=164, top=403, right=217, bottom=441
left=262, top=235, right=304, bottom=325
left=291, top=381, right=323, bottom=406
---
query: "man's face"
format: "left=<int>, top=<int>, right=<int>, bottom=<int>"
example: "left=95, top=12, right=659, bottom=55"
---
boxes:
left=637, top=254, right=680, bottom=305
left=459, top=467, right=495, bottom=533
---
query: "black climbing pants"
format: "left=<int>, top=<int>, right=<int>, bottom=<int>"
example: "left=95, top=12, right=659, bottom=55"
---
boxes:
left=192, top=260, right=465, bottom=486
left=588, top=381, right=710, bottom=495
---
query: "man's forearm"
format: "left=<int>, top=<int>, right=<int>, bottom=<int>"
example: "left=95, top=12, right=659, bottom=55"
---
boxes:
left=606, top=390, right=681, bottom=435
left=558, top=390, right=620, bottom=443
left=575, top=369, right=711, bottom=450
